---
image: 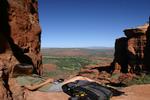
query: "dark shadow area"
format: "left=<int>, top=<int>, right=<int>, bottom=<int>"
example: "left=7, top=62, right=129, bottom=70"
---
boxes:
left=13, top=63, right=33, bottom=77
left=0, top=0, right=10, bottom=53
left=112, top=37, right=128, bottom=73
left=128, top=51, right=143, bottom=74
left=92, top=65, right=112, bottom=73
left=106, top=82, right=127, bottom=87
left=144, top=16, right=150, bottom=72
left=107, top=87, right=125, bottom=96
left=2, top=68, right=13, bottom=99
left=0, top=0, right=13, bottom=98
left=29, top=1, right=37, bottom=14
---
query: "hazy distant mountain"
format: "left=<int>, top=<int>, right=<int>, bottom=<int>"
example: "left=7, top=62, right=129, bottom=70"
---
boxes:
left=41, top=47, right=114, bottom=57
left=85, top=46, right=113, bottom=49
left=42, top=46, right=113, bottom=49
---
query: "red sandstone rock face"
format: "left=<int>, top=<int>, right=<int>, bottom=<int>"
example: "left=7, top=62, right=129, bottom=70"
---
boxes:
left=127, top=35, right=146, bottom=73
left=8, top=0, right=42, bottom=75
left=0, top=0, right=42, bottom=99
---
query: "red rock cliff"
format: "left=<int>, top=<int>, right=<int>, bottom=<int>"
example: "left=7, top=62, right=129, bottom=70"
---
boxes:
left=0, top=0, right=42, bottom=99
left=112, top=21, right=149, bottom=74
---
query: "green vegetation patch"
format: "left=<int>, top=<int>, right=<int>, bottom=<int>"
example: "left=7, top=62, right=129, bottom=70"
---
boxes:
left=43, top=56, right=92, bottom=70
left=41, top=48, right=114, bottom=79
left=125, top=74, right=150, bottom=86
left=56, top=57, right=91, bottom=70
left=42, top=56, right=94, bottom=78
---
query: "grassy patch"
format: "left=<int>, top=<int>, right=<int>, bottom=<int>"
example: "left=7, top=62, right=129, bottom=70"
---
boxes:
left=125, top=74, right=150, bottom=86
left=42, top=69, right=78, bottom=79
left=42, top=56, right=95, bottom=79
left=56, top=57, right=92, bottom=70
left=42, top=56, right=93, bottom=70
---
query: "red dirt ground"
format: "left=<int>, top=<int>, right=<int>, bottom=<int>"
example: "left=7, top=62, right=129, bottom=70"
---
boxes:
left=43, top=64, right=57, bottom=72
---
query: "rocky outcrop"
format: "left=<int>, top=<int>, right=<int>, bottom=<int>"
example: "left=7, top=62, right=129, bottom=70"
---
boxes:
left=113, top=21, right=149, bottom=74
left=0, top=0, right=42, bottom=99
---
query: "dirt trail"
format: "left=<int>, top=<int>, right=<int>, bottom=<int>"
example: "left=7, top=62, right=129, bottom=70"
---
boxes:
left=111, top=84, right=150, bottom=100
left=25, top=91, right=69, bottom=100
left=26, top=84, right=150, bottom=100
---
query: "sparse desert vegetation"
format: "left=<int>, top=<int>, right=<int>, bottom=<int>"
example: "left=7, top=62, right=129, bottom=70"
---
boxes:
left=125, top=74, right=150, bottom=86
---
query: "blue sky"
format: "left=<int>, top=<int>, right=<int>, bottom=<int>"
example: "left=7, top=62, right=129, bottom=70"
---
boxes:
left=38, top=0, right=150, bottom=48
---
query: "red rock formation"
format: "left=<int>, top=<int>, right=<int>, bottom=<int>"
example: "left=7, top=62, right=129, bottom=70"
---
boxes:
left=0, top=0, right=42, bottom=99
left=113, top=22, right=149, bottom=74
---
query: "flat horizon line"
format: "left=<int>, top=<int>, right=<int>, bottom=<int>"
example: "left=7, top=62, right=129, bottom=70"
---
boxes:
left=41, top=46, right=114, bottom=49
